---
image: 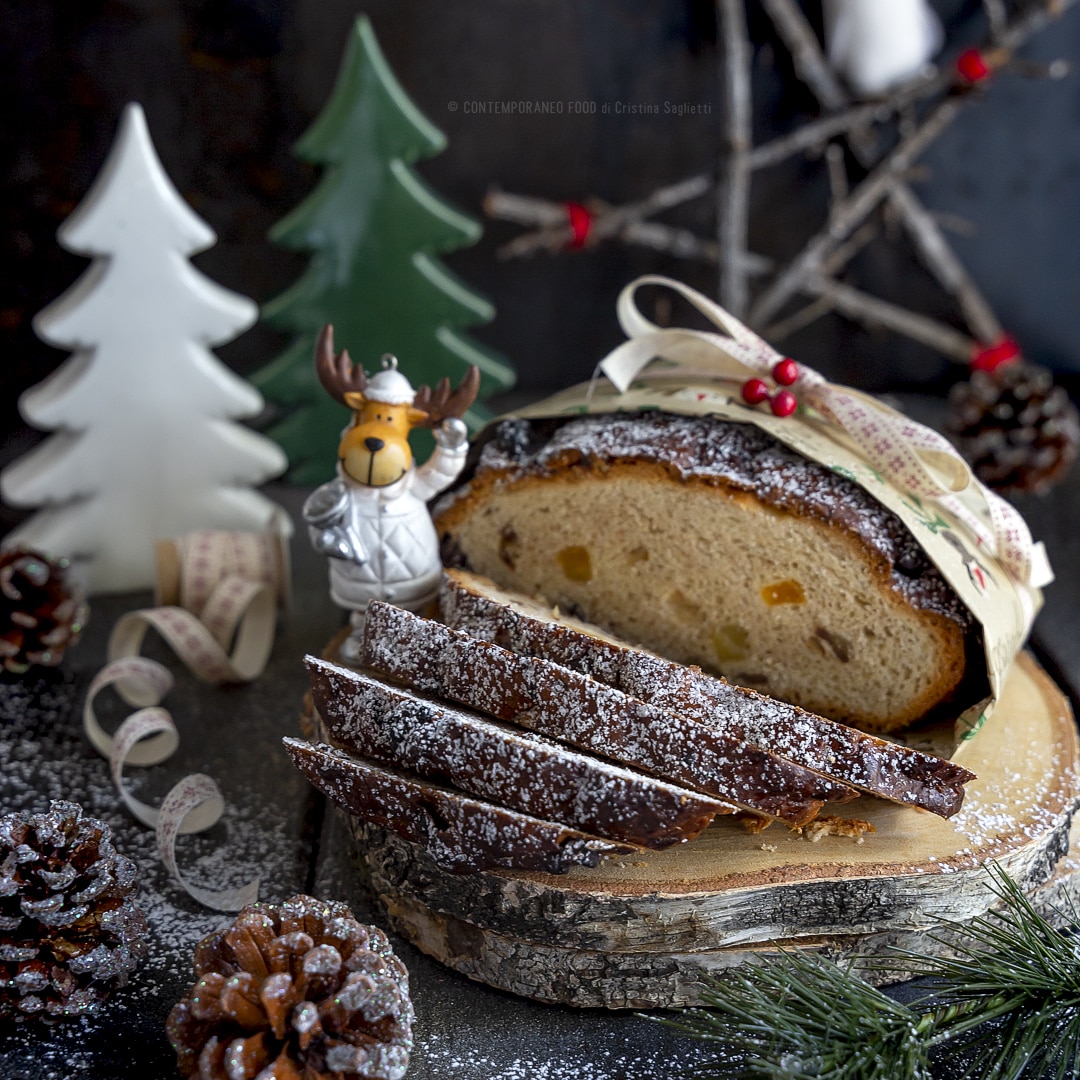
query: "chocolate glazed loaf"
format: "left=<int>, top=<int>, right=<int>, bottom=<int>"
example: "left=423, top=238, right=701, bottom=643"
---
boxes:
left=440, top=570, right=975, bottom=818
left=433, top=413, right=981, bottom=733
left=360, top=602, right=859, bottom=826
left=284, top=738, right=632, bottom=874
left=306, top=657, right=730, bottom=848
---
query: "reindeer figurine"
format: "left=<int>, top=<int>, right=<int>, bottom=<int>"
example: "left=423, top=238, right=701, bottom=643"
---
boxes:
left=302, top=325, right=479, bottom=659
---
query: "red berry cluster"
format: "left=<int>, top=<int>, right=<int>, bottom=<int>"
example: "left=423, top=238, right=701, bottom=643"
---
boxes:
left=741, top=358, right=800, bottom=417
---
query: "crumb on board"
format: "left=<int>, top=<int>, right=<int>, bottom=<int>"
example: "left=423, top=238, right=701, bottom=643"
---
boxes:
left=736, top=813, right=773, bottom=834
left=800, top=816, right=876, bottom=843
left=738, top=812, right=875, bottom=843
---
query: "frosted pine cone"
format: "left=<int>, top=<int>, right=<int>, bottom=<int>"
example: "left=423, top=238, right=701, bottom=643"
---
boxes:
left=167, top=895, right=414, bottom=1080
left=948, top=362, right=1080, bottom=494
left=0, top=801, right=147, bottom=1020
left=0, top=548, right=88, bottom=674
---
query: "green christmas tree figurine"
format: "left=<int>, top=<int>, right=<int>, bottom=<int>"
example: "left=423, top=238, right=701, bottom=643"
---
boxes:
left=255, top=15, right=514, bottom=484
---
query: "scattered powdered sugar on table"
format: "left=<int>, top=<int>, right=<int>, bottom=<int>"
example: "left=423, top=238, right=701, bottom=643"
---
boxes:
left=0, top=610, right=319, bottom=1077
left=418, top=1025, right=727, bottom=1079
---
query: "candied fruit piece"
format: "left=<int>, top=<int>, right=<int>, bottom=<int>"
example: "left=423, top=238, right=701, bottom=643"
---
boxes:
left=761, top=579, right=806, bottom=605
left=556, top=546, right=592, bottom=582
left=712, top=624, right=750, bottom=662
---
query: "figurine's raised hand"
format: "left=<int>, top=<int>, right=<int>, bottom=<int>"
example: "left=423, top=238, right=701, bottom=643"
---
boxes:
left=435, top=417, right=469, bottom=451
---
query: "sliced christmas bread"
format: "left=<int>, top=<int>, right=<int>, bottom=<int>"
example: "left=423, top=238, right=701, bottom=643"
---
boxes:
left=306, top=657, right=730, bottom=848
left=440, top=569, right=976, bottom=818
left=433, top=413, right=979, bottom=732
left=360, top=601, right=859, bottom=826
left=284, top=738, right=632, bottom=873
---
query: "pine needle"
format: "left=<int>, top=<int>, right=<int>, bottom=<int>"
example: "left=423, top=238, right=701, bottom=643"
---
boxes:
left=892, top=865, right=1080, bottom=1080
left=660, top=865, right=1080, bottom=1080
left=660, top=951, right=933, bottom=1079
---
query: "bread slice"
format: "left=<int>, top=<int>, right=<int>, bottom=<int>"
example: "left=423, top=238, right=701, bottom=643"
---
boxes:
left=360, top=601, right=859, bottom=826
left=306, top=657, right=729, bottom=848
left=433, top=414, right=977, bottom=732
left=283, top=738, right=632, bottom=874
left=441, top=570, right=976, bottom=818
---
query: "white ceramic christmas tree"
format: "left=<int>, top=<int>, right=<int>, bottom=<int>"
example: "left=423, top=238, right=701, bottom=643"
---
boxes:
left=0, top=103, right=287, bottom=593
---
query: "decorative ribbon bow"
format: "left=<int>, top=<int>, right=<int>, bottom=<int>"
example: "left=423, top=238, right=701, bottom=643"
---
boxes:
left=596, top=275, right=1052, bottom=598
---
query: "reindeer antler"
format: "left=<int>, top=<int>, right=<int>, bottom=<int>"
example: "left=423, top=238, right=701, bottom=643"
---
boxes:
left=315, top=324, right=367, bottom=405
left=412, top=366, right=481, bottom=428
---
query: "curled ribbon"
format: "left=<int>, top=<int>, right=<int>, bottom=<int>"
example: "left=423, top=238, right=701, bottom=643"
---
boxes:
left=595, top=276, right=1052, bottom=606
left=83, top=525, right=288, bottom=911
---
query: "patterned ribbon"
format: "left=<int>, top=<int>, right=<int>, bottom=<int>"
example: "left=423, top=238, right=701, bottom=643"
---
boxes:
left=596, top=275, right=1052, bottom=598
left=83, top=525, right=288, bottom=911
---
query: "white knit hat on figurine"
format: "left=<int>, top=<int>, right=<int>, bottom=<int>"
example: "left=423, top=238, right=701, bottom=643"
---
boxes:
left=362, top=355, right=416, bottom=405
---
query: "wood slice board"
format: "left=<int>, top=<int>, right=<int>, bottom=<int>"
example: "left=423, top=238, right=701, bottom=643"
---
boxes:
left=315, top=651, right=1080, bottom=1008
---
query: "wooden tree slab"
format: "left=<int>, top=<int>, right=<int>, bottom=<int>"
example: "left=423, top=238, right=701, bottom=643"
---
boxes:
left=316, top=652, right=1080, bottom=1008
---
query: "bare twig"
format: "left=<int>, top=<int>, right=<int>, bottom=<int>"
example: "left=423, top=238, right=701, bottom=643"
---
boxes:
left=483, top=190, right=567, bottom=228
left=803, top=273, right=976, bottom=361
left=825, top=143, right=848, bottom=206
left=486, top=176, right=711, bottom=260
left=760, top=0, right=882, bottom=160
left=983, top=0, right=1008, bottom=42
left=717, top=0, right=753, bottom=315
left=757, top=0, right=1077, bottom=349
left=1001, top=0, right=1077, bottom=51
left=748, top=96, right=965, bottom=327
left=761, top=296, right=833, bottom=342
left=620, top=221, right=719, bottom=263
left=748, top=72, right=947, bottom=170
left=760, top=0, right=845, bottom=110
left=887, top=184, right=1003, bottom=344
left=822, top=220, right=879, bottom=275
left=494, top=228, right=570, bottom=260
left=601, top=175, right=712, bottom=234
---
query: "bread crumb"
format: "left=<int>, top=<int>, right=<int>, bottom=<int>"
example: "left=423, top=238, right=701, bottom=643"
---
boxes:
left=737, top=814, right=773, bottom=834
left=760, top=843, right=778, bottom=852
left=800, top=816, right=876, bottom=843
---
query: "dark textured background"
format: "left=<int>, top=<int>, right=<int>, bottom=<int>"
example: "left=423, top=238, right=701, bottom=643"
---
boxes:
left=1, top=5, right=1080, bottom=1072
left=1, top=0, right=1079, bottom=511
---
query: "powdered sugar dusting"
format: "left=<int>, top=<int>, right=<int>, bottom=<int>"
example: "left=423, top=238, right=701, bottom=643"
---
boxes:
left=307, top=656, right=726, bottom=848
left=285, top=737, right=630, bottom=874
left=441, top=570, right=975, bottom=818
left=418, top=1028, right=725, bottom=1079
left=362, top=603, right=858, bottom=823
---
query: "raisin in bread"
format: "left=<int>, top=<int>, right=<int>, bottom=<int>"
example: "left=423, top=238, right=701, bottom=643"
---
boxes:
left=307, top=657, right=729, bottom=848
left=360, top=601, right=859, bottom=826
left=440, top=570, right=975, bottom=817
left=433, top=413, right=977, bottom=732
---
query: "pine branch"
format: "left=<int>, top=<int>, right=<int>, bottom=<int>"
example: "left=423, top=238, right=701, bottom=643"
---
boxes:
left=890, top=867, right=1080, bottom=1080
left=662, top=865, right=1080, bottom=1080
left=661, top=951, right=935, bottom=1080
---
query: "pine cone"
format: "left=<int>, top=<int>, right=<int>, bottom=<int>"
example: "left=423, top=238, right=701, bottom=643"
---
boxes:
left=0, top=800, right=147, bottom=1020
left=167, top=895, right=414, bottom=1080
left=948, top=362, right=1080, bottom=495
left=0, top=548, right=88, bottom=675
